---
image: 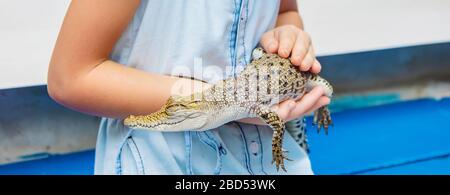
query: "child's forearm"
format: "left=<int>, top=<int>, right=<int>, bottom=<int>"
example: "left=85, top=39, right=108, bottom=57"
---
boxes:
left=276, top=0, right=304, bottom=29
left=276, top=11, right=304, bottom=29
left=48, top=60, right=208, bottom=119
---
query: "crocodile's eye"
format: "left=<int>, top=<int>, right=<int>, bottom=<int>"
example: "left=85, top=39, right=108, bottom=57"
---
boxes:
left=187, top=101, right=201, bottom=109
left=166, top=103, right=187, bottom=113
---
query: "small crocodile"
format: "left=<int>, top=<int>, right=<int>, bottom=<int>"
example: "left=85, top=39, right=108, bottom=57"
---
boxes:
left=124, top=47, right=333, bottom=172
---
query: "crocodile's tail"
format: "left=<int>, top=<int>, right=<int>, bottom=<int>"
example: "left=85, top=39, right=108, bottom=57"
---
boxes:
left=306, top=73, right=333, bottom=98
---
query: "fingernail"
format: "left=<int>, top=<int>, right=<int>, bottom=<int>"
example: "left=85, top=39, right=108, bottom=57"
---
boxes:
left=269, top=42, right=277, bottom=51
left=292, top=56, right=300, bottom=65
left=301, top=63, right=311, bottom=71
left=282, top=49, right=289, bottom=57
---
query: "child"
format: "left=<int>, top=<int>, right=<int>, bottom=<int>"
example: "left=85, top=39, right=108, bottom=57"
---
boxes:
left=48, top=0, right=330, bottom=174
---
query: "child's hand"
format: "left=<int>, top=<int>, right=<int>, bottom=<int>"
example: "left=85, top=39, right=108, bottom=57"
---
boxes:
left=239, top=86, right=330, bottom=125
left=241, top=25, right=330, bottom=125
left=271, top=87, right=330, bottom=122
left=260, top=25, right=321, bottom=74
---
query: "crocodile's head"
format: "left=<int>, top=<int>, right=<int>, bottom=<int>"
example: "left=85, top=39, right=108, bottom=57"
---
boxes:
left=124, top=95, right=208, bottom=131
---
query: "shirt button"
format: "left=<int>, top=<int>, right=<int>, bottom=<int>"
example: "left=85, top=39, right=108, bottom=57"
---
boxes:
left=250, top=141, right=259, bottom=155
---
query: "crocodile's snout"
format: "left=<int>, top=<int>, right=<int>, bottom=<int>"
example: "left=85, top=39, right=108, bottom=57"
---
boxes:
left=123, top=96, right=209, bottom=131
left=123, top=115, right=136, bottom=126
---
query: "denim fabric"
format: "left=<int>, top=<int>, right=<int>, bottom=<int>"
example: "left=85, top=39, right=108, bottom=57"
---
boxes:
left=94, top=0, right=313, bottom=175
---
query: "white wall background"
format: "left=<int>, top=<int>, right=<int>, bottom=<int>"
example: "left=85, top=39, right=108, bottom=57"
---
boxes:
left=298, top=0, right=450, bottom=55
left=1, top=0, right=450, bottom=89
left=0, top=1, right=69, bottom=89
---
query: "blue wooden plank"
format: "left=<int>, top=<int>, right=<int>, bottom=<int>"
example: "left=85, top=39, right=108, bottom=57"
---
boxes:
left=0, top=150, right=94, bottom=175
left=361, top=155, right=450, bottom=175
left=307, top=98, right=450, bottom=175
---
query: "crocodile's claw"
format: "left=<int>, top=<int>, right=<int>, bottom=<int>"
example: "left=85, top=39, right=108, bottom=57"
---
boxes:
left=272, top=148, right=292, bottom=172
left=313, top=106, right=333, bottom=135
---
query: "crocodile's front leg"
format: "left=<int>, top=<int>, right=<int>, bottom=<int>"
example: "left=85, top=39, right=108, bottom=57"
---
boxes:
left=256, top=105, right=292, bottom=172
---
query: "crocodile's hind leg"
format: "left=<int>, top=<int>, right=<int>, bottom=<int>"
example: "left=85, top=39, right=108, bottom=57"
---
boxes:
left=313, top=106, right=333, bottom=135
left=256, top=106, right=292, bottom=172
left=286, top=117, right=309, bottom=153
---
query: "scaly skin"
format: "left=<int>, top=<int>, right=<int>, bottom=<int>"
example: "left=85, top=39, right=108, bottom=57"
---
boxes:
left=286, top=118, right=310, bottom=153
left=124, top=47, right=334, bottom=172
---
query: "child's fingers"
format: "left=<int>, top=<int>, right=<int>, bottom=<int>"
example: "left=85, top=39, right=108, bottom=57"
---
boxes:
left=304, top=96, right=330, bottom=115
left=310, top=59, right=322, bottom=74
left=260, top=30, right=278, bottom=53
left=290, top=31, right=311, bottom=66
left=277, top=28, right=297, bottom=58
left=299, top=45, right=315, bottom=71
left=272, top=99, right=296, bottom=120
left=288, top=86, right=325, bottom=118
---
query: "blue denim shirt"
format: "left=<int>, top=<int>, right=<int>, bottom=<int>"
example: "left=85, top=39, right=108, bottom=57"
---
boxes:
left=94, top=0, right=313, bottom=175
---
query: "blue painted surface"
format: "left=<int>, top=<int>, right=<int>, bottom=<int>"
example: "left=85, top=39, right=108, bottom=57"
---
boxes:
left=0, top=98, right=449, bottom=175
left=307, top=98, right=450, bottom=175
left=0, top=150, right=95, bottom=175
left=361, top=155, right=450, bottom=175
